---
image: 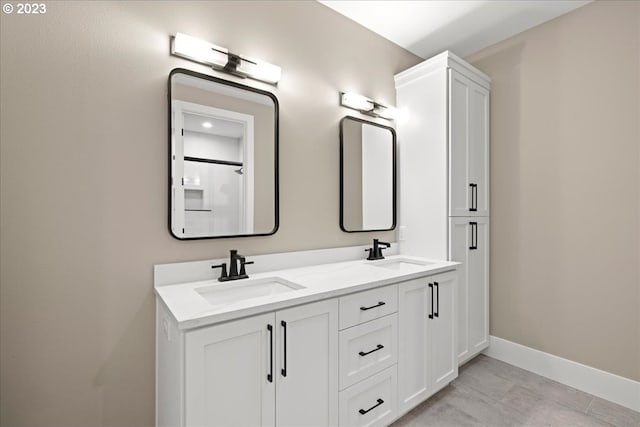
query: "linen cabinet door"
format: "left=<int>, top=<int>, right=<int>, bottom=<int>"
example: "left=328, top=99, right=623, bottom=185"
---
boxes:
left=468, top=217, right=490, bottom=355
left=275, top=299, right=339, bottom=427
left=450, top=217, right=489, bottom=365
left=184, top=313, right=275, bottom=427
left=448, top=69, right=472, bottom=217
left=468, top=82, right=490, bottom=217
left=428, top=272, right=458, bottom=394
left=397, top=278, right=429, bottom=416
left=449, top=218, right=470, bottom=364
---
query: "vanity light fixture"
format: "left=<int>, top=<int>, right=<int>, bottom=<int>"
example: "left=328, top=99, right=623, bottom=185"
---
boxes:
left=170, top=33, right=282, bottom=85
left=201, top=122, right=213, bottom=129
left=340, top=92, right=401, bottom=121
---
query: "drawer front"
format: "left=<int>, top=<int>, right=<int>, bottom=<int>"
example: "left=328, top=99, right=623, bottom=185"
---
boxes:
left=339, top=314, right=398, bottom=390
left=339, top=285, right=398, bottom=330
left=339, top=365, right=397, bottom=427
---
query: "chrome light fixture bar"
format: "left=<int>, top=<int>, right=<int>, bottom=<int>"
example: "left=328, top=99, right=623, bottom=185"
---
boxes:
left=170, top=33, right=281, bottom=85
left=340, top=92, right=401, bottom=121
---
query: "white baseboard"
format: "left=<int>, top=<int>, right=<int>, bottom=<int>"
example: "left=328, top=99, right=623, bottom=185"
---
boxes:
left=483, top=336, right=640, bottom=412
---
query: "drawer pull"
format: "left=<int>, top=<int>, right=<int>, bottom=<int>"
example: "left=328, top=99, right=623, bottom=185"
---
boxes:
left=360, top=301, right=385, bottom=311
left=358, top=344, right=384, bottom=357
left=359, top=398, right=384, bottom=415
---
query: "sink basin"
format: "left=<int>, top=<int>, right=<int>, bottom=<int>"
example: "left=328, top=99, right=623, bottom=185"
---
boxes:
left=370, top=257, right=434, bottom=271
left=195, top=277, right=305, bottom=308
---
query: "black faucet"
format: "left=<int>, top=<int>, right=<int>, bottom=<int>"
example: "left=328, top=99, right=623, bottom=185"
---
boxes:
left=365, top=239, right=391, bottom=260
left=212, top=249, right=254, bottom=282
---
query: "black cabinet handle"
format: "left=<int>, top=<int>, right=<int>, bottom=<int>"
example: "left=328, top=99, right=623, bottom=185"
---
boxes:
left=428, top=283, right=434, bottom=319
left=434, top=282, right=439, bottom=318
left=469, top=222, right=478, bottom=250
left=474, top=184, right=478, bottom=211
left=469, top=183, right=477, bottom=211
left=360, top=301, right=386, bottom=311
left=359, top=398, right=384, bottom=415
left=267, top=324, right=273, bottom=383
left=280, top=320, right=287, bottom=377
left=358, top=344, right=384, bottom=357
left=475, top=222, right=478, bottom=249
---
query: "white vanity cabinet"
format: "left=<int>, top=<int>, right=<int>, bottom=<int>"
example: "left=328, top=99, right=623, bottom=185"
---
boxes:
left=155, top=255, right=460, bottom=427
left=158, top=299, right=338, bottom=427
left=395, top=50, right=490, bottom=367
left=397, top=271, right=457, bottom=416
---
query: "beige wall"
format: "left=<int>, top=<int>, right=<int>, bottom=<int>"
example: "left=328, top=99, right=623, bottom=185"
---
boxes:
left=467, top=0, right=640, bottom=381
left=0, top=1, right=420, bottom=425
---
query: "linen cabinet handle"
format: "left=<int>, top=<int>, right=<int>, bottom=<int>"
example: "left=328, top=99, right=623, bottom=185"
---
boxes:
left=428, top=283, right=434, bottom=319
left=280, top=320, right=287, bottom=377
left=359, top=398, right=384, bottom=415
left=267, top=324, right=273, bottom=383
left=360, top=301, right=385, bottom=311
left=469, top=183, right=478, bottom=212
left=434, top=282, right=439, bottom=317
left=469, top=222, right=478, bottom=250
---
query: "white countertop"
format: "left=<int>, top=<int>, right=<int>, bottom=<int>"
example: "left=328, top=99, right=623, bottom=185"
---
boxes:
left=155, top=255, right=459, bottom=330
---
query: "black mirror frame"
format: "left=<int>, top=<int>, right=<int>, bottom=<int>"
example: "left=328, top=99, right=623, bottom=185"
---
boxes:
left=339, top=115, right=397, bottom=233
left=168, top=68, right=280, bottom=240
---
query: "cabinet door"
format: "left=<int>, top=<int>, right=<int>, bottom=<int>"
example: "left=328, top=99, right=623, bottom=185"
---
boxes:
left=468, top=83, right=490, bottom=217
left=397, top=278, right=429, bottom=416
left=428, top=272, right=458, bottom=394
left=449, top=69, right=472, bottom=217
left=185, top=313, right=275, bottom=427
left=468, top=218, right=490, bottom=355
left=275, top=299, right=338, bottom=427
left=450, top=217, right=489, bottom=365
left=449, top=218, right=470, bottom=363
left=449, top=69, right=490, bottom=217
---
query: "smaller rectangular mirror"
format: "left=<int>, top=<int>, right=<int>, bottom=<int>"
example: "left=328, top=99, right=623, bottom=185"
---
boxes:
left=340, top=116, right=396, bottom=232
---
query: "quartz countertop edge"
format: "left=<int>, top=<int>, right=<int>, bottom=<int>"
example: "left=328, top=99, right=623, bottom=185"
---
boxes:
left=155, top=255, right=459, bottom=330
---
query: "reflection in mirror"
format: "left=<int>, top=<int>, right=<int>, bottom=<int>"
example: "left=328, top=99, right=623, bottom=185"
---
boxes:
left=340, top=116, right=396, bottom=232
left=169, top=69, right=278, bottom=239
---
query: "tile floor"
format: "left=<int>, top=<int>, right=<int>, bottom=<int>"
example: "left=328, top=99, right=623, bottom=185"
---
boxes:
left=391, top=354, right=640, bottom=427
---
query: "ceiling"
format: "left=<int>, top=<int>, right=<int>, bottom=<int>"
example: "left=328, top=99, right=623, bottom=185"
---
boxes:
left=184, top=113, right=244, bottom=139
left=319, top=0, right=591, bottom=59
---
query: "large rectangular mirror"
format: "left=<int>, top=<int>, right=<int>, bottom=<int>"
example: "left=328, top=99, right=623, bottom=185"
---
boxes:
left=169, top=69, right=279, bottom=239
left=340, top=116, right=396, bottom=232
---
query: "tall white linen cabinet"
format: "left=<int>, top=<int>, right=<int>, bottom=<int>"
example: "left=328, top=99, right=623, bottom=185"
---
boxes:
left=395, top=51, right=490, bottom=365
